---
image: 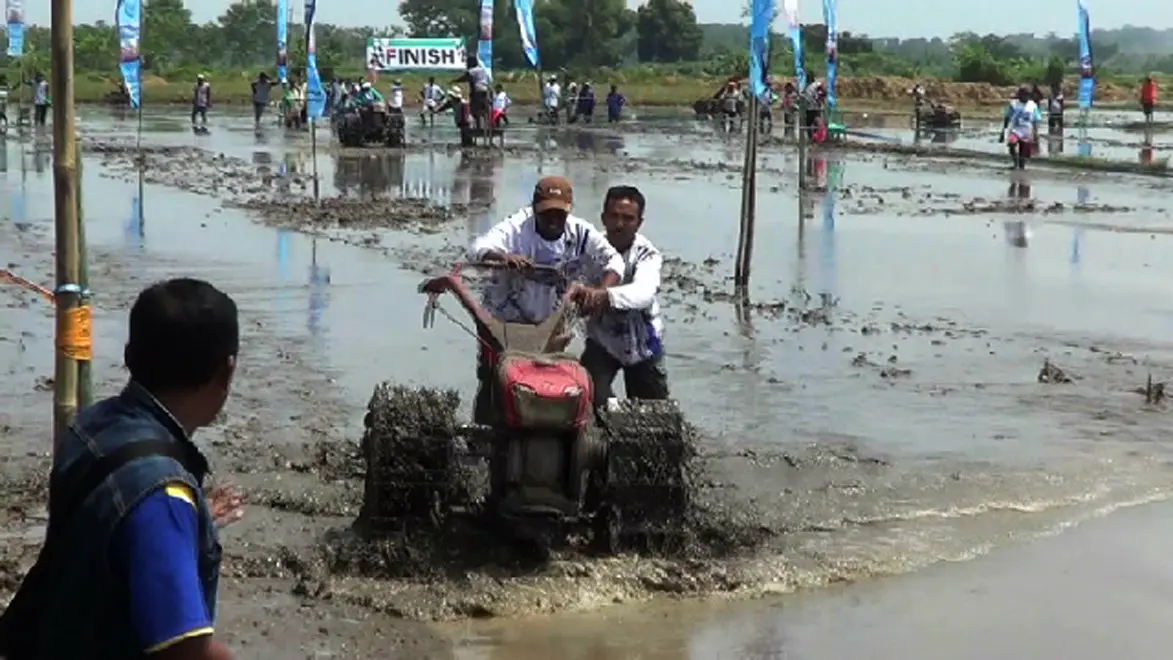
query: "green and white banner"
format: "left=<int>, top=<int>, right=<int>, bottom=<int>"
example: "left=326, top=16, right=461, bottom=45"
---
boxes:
left=366, top=37, right=467, bottom=71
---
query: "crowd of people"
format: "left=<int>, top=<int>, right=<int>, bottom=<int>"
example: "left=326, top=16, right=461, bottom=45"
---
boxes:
left=0, top=175, right=666, bottom=659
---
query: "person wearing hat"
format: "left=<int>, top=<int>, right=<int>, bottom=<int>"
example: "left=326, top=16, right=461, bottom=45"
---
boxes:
left=464, top=176, right=625, bottom=423
left=356, top=80, right=384, bottom=107
left=191, top=74, right=211, bottom=128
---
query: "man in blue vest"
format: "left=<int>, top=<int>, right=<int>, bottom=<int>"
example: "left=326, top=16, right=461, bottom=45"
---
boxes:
left=1, top=278, right=244, bottom=659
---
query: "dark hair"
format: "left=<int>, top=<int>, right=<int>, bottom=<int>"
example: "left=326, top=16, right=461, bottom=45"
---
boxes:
left=467, top=55, right=479, bottom=68
left=604, top=185, right=645, bottom=217
left=125, top=278, right=239, bottom=392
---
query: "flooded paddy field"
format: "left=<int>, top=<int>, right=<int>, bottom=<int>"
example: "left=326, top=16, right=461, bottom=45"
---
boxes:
left=4, top=106, right=1173, bottom=657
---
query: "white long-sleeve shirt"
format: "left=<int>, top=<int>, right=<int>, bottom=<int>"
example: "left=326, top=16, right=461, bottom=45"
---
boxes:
left=470, top=206, right=625, bottom=323
left=584, top=233, right=664, bottom=365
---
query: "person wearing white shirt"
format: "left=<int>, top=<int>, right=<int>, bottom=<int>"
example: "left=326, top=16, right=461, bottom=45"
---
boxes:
left=492, top=87, right=511, bottom=127
left=467, top=175, right=625, bottom=422
left=569, top=186, right=668, bottom=406
left=420, top=77, right=445, bottom=125
left=542, top=76, right=561, bottom=123
left=999, top=86, right=1041, bottom=169
left=388, top=79, right=405, bottom=112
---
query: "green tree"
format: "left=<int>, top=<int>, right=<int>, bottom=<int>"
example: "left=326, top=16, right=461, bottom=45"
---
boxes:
left=636, top=0, right=703, bottom=63
left=142, top=0, right=193, bottom=72
left=398, top=0, right=476, bottom=39
left=218, top=0, right=277, bottom=70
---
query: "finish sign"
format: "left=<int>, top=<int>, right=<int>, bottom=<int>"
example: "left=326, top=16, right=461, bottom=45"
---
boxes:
left=366, top=37, right=466, bottom=71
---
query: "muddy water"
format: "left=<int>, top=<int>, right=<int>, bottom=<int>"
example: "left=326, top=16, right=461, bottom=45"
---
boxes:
left=5, top=111, right=1173, bottom=654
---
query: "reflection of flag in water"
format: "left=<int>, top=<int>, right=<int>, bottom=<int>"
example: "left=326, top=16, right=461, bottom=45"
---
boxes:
left=820, top=160, right=843, bottom=297
left=307, top=262, right=331, bottom=336
left=1070, top=228, right=1083, bottom=265
left=124, top=195, right=142, bottom=240
left=276, top=228, right=292, bottom=279
left=1077, top=141, right=1092, bottom=157
left=9, top=190, right=24, bottom=224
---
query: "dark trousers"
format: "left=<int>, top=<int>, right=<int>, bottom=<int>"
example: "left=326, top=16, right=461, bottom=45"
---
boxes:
left=253, top=102, right=266, bottom=123
left=579, top=339, right=668, bottom=408
left=191, top=106, right=207, bottom=125
left=34, top=104, right=48, bottom=126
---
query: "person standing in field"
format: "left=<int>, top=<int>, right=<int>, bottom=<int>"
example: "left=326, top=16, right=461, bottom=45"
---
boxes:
left=492, top=86, right=511, bottom=127
left=542, top=75, right=561, bottom=124
left=999, top=86, right=1041, bottom=170
left=250, top=72, right=277, bottom=128
left=1141, top=75, right=1158, bottom=126
left=420, top=76, right=445, bottom=125
left=605, top=84, right=625, bottom=123
left=571, top=185, right=669, bottom=407
left=453, top=55, right=491, bottom=133
left=191, top=74, right=211, bottom=128
left=30, top=72, right=49, bottom=127
left=0, top=278, right=245, bottom=660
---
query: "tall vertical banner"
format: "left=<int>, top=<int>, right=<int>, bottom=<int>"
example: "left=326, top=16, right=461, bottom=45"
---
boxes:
left=277, top=0, right=289, bottom=81
left=304, top=0, right=325, bottom=118
left=783, top=0, right=805, bottom=90
left=115, top=0, right=142, bottom=108
left=748, top=0, right=772, bottom=100
left=478, top=0, right=494, bottom=78
left=822, top=0, right=837, bottom=108
left=1076, top=0, right=1094, bottom=110
left=5, top=0, right=23, bottom=57
left=514, top=0, right=539, bottom=67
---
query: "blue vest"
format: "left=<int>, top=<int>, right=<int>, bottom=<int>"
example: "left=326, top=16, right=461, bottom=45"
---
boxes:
left=38, top=383, right=220, bottom=659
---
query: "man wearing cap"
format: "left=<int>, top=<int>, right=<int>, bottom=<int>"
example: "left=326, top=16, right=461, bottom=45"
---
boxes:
left=467, top=176, right=625, bottom=423
left=191, top=74, right=211, bottom=128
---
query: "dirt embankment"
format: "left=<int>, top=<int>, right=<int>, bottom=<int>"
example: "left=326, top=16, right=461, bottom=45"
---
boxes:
left=834, top=76, right=1136, bottom=107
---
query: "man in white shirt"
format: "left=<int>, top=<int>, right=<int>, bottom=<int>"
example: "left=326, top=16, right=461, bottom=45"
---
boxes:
left=388, top=79, right=405, bottom=112
left=420, top=76, right=445, bottom=125
left=467, top=175, right=625, bottom=421
left=569, top=186, right=668, bottom=406
left=491, top=86, right=511, bottom=127
left=542, top=76, right=561, bottom=123
left=999, top=86, right=1041, bottom=169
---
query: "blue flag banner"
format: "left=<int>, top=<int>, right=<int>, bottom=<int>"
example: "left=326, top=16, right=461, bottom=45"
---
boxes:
left=478, top=0, right=494, bottom=78
left=115, top=0, right=141, bottom=108
left=783, top=0, right=805, bottom=89
left=1076, top=0, right=1094, bottom=110
left=748, top=0, right=773, bottom=100
left=6, top=0, right=23, bottom=57
left=305, top=0, right=326, bottom=118
left=277, top=0, right=289, bottom=81
left=514, top=0, right=540, bottom=67
left=823, top=0, right=837, bottom=107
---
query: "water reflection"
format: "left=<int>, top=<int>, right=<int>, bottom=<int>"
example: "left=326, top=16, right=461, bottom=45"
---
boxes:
left=123, top=195, right=144, bottom=251
left=0, top=138, right=7, bottom=173
left=819, top=158, right=842, bottom=299
left=333, top=151, right=407, bottom=198
left=1046, top=134, right=1065, bottom=156
left=307, top=240, right=331, bottom=338
left=32, top=140, right=48, bottom=174
left=1004, top=174, right=1032, bottom=248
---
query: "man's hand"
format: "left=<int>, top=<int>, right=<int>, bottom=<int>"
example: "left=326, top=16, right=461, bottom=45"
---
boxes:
left=494, top=254, right=532, bottom=270
left=207, top=484, right=244, bottom=528
left=568, top=282, right=610, bottom=315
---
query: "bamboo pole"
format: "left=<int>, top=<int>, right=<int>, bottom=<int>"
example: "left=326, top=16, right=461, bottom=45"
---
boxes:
left=50, top=0, right=81, bottom=448
left=741, top=94, right=759, bottom=288
left=734, top=94, right=754, bottom=288
left=76, top=140, right=92, bottom=408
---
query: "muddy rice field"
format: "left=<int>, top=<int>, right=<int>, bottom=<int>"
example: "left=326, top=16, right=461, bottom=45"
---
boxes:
left=4, top=106, right=1173, bottom=658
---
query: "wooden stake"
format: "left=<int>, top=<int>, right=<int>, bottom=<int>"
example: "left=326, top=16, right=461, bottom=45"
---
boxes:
left=50, top=0, right=80, bottom=449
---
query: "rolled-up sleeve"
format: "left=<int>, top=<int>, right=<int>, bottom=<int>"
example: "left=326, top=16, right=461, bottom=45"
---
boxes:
left=608, top=251, right=661, bottom=311
left=583, top=227, right=625, bottom=278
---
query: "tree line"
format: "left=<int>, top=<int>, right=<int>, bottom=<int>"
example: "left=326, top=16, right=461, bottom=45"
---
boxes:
left=2, top=0, right=1171, bottom=83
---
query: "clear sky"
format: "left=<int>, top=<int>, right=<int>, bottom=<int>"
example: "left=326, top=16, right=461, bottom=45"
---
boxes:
left=43, top=0, right=1173, bottom=39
